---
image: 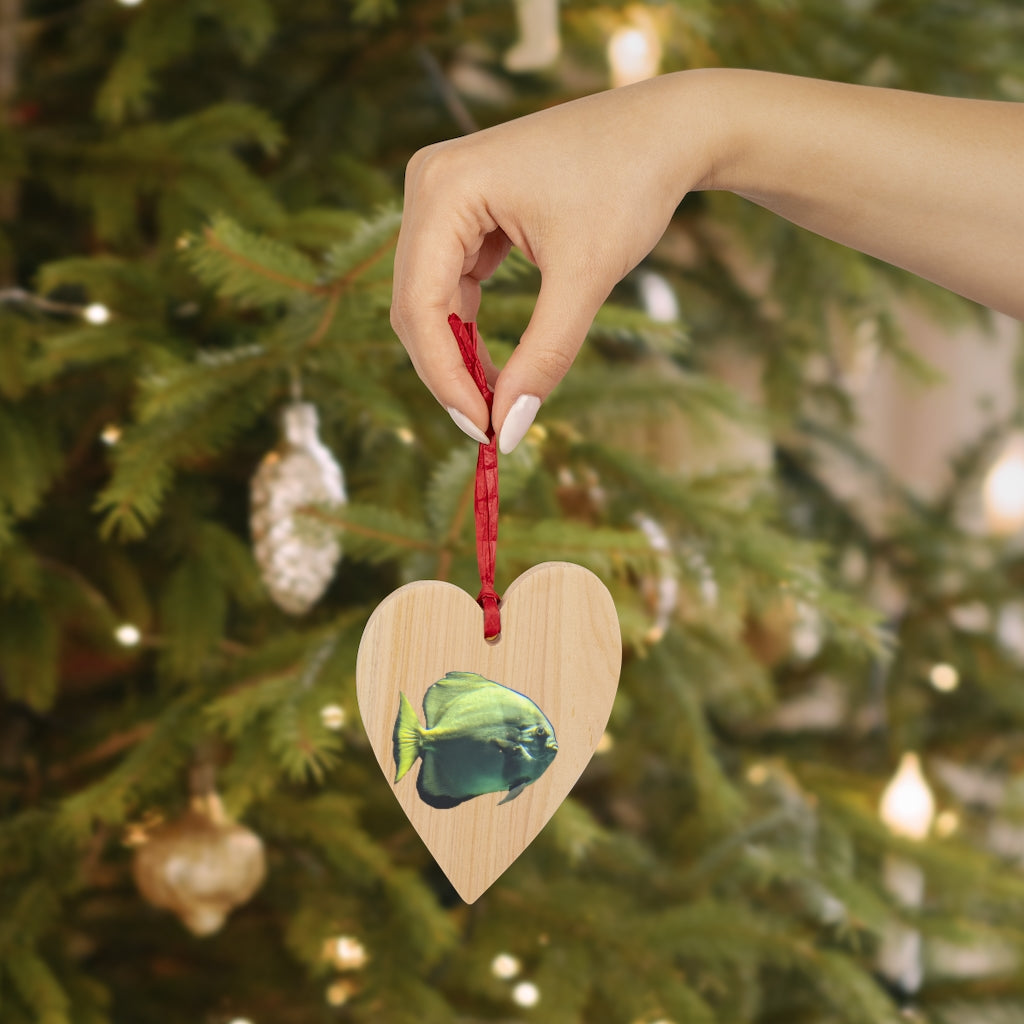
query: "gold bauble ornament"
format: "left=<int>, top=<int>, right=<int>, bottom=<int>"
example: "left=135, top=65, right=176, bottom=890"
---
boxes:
left=132, top=793, right=266, bottom=936
left=250, top=401, right=346, bottom=615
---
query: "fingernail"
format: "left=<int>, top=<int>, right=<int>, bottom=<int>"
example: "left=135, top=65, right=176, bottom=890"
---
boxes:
left=498, top=394, right=541, bottom=455
left=446, top=406, right=490, bottom=445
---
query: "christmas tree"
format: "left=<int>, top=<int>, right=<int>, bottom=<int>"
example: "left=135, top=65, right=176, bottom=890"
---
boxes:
left=3, top=1, right=1024, bottom=1021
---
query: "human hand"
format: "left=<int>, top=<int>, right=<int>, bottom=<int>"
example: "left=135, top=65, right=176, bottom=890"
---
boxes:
left=392, top=66, right=1024, bottom=450
left=390, top=72, right=719, bottom=452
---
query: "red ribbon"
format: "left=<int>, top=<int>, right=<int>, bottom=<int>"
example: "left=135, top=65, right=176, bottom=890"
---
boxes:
left=448, top=313, right=501, bottom=639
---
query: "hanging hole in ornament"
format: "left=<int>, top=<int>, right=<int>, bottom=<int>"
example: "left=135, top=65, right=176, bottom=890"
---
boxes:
left=481, top=593, right=502, bottom=644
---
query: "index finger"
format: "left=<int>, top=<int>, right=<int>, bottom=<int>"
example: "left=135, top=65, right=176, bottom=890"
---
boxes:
left=390, top=161, right=494, bottom=440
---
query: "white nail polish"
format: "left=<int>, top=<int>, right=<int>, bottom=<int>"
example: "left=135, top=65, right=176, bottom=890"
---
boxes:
left=498, top=394, right=541, bottom=454
left=446, top=406, right=490, bottom=445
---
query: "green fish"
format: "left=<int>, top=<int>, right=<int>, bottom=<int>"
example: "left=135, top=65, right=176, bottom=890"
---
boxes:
left=392, top=671, right=558, bottom=810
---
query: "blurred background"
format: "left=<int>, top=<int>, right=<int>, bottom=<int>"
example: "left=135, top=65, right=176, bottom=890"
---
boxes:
left=2, top=1, right=1024, bottom=1022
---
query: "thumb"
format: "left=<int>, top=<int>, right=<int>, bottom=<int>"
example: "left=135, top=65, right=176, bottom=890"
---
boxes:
left=492, top=271, right=607, bottom=454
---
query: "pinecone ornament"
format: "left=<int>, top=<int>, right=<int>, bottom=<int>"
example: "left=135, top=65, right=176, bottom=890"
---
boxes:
left=132, top=793, right=266, bottom=936
left=251, top=401, right=346, bottom=615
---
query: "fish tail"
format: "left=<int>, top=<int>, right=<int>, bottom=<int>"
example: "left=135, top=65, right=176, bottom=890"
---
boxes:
left=392, top=691, right=424, bottom=783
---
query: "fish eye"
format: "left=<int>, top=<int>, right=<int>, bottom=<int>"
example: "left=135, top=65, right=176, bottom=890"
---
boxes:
left=534, top=727, right=547, bottom=738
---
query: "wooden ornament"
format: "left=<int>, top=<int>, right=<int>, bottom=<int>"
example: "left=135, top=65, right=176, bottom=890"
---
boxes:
left=356, top=562, right=621, bottom=903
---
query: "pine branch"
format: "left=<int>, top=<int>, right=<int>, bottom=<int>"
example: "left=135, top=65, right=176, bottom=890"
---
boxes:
left=39, top=105, right=286, bottom=245
left=424, top=443, right=475, bottom=537
left=0, top=503, right=13, bottom=552
left=35, top=256, right=166, bottom=319
left=0, top=598, right=58, bottom=712
left=53, top=693, right=207, bottom=839
left=497, top=517, right=665, bottom=580
left=95, top=2, right=199, bottom=124
left=185, top=214, right=320, bottom=307
left=303, top=502, right=435, bottom=560
left=348, top=0, right=399, bottom=25
left=98, top=0, right=276, bottom=125
left=321, top=205, right=401, bottom=286
left=265, top=697, right=344, bottom=783
left=4, top=948, right=71, bottom=1024
left=0, top=880, right=61, bottom=953
left=133, top=340, right=284, bottom=423
left=0, top=403, right=61, bottom=521
left=46, top=722, right=155, bottom=783
left=157, top=555, right=229, bottom=683
left=206, top=669, right=298, bottom=741
left=200, top=0, right=275, bottom=64
left=96, top=371, right=277, bottom=539
left=548, top=362, right=754, bottom=428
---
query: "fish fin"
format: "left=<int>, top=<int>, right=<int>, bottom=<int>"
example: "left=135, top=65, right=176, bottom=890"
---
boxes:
left=416, top=771, right=469, bottom=809
left=392, top=691, right=424, bottom=783
left=416, top=751, right=471, bottom=809
left=498, top=779, right=533, bottom=805
left=422, top=671, right=494, bottom=725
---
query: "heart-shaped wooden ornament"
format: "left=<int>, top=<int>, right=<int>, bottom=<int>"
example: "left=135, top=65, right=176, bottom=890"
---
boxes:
left=356, top=561, right=621, bottom=903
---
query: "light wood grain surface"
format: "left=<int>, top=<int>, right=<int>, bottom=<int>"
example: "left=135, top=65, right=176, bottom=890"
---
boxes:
left=356, top=562, right=621, bottom=903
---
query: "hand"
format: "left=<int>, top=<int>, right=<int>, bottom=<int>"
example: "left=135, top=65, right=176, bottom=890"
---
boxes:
left=390, top=73, right=719, bottom=452
left=391, top=69, right=1024, bottom=452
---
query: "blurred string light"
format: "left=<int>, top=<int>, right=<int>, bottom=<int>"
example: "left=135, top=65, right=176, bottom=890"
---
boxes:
left=100, top=423, right=122, bottom=445
left=511, top=981, right=540, bottom=1008
left=983, top=434, right=1024, bottom=536
left=324, top=935, right=368, bottom=970
left=320, top=704, right=346, bottom=730
left=114, top=623, right=141, bottom=647
left=325, top=981, right=352, bottom=1007
left=935, top=809, right=960, bottom=837
left=880, top=752, right=935, bottom=842
left=608, top=8, right=662, bottom=88
left=877, top=753, right=935, bottom=995
left=83, top=302, right=111, bottom=324
left=490, top=952, right=521, bottom=979
left=929, top=662, right=960, bottom=693
left=117, top=0, right=145, bottom=6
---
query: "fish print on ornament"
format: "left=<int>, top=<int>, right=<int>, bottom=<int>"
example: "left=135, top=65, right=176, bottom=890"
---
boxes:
left=392, top=671, right=558, bottom=809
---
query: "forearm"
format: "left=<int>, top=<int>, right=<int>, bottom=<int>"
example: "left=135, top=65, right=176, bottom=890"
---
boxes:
left=690, top=69, right=1024, bottom=318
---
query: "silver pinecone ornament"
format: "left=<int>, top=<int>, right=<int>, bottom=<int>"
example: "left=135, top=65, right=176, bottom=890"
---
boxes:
left=250, top=401, right=346, bottom=615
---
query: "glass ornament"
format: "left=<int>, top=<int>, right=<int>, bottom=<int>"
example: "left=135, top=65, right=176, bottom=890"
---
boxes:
left=132, top=793, right=266, bottom=936
left=250, top=401, right=346, bottom=615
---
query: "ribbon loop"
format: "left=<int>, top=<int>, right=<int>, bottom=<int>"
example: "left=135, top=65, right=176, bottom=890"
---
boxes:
left=448, top=314, right=502, bottom=639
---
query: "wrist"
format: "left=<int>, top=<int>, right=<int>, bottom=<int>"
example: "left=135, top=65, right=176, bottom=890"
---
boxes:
left=672, top=67, right=758, bottom=195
